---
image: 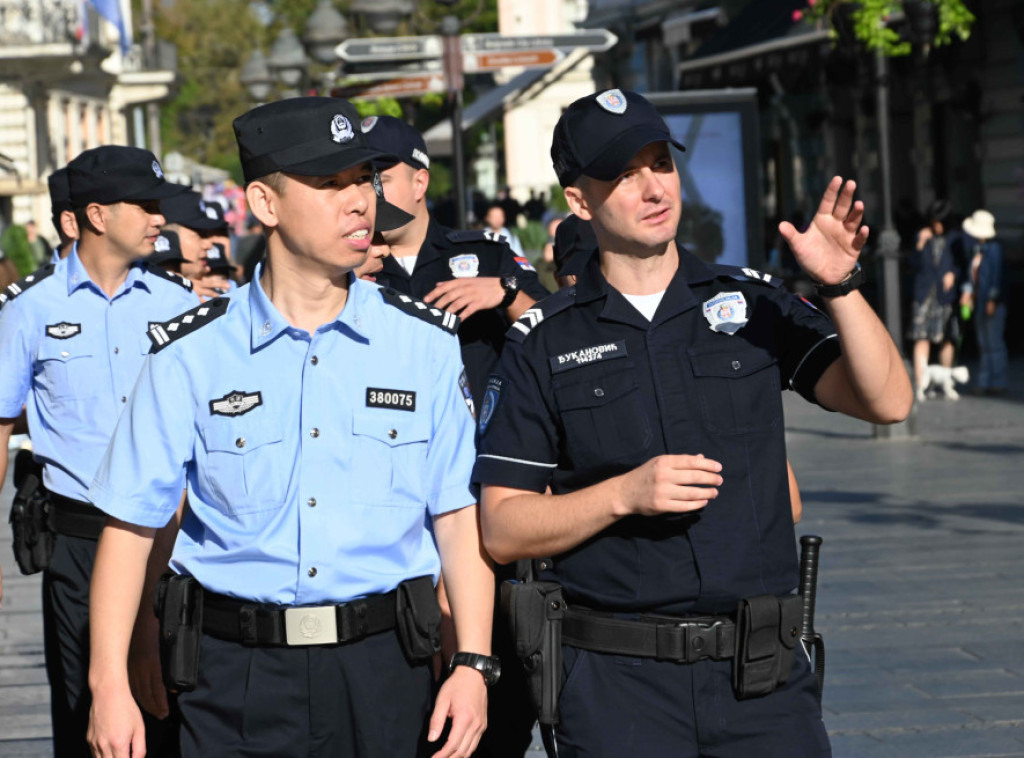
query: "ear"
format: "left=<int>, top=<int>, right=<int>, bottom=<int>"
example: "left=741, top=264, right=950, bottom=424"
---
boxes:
left=246, top=181, right=279, bottom=229
left=563, top=185, right=592, bottom=222
left=413, top=168, right=430, bottom=203
left=85, top=203, right=107, bottom=234
left=59, top=210, right=79, bottom=241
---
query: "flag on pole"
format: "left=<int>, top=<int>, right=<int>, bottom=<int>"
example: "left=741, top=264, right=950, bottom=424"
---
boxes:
left=85, top=0, right=132, bottom=55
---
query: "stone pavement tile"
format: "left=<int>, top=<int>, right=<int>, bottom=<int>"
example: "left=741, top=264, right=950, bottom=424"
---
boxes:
left=0, top=667, right=49, bottom=687
left=847, top=725, right=1024, bottom=758
left=824, top=706, right=982, bottom=733
left=830, top=732, right=885, bottom=758
left=0, top=740, right=54, bottom=758
left=0, top=709, right=55, bottom=739
left=912, top=669, right=1024, bottom=699
left=964, top=642, right=1024, bottom=670
left=950, top=698, right=1024, bottom=725
left=822, top=681, right=935, bottom=710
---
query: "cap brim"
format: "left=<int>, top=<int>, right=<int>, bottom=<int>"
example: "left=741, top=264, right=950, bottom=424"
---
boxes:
left=375, top=196, right=415, bottom=232
left=285, top=147, right=401, bottom=178
left=147, top=252, right=187, bottom=265
left=583, top=127, right=686, bottom=182
left=124, top=181, right=190, bottom=202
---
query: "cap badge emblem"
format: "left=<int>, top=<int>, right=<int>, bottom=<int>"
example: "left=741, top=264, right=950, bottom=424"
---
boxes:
left=596, top=89, right=628, bottom=115
left=702, top=292, right=749, bottom=335
left=331, top=114, right=354, bottom=144
left=372, top=171, right=384, bottom=199
left=152, top=160, right=164, bottom=179
left=361, top=116, right=378, bottom=132
left=154, top=235, right=171, bottom=253
left=204, top=205, right=219, bottom=220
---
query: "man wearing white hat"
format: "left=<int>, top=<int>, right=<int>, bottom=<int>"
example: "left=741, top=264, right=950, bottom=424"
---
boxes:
left=961, top=209, right=1008, bottom=394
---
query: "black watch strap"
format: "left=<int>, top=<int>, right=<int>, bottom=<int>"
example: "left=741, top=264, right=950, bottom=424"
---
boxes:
left=814, top=263, right=864, bottom=298
left=449, top=652, right=501, bottom=685
left=498, top=275, right=519, bottom=309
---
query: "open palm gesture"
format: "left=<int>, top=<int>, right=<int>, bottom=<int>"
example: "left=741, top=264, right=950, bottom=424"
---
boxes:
left=779, top=177, right=870, bottom=285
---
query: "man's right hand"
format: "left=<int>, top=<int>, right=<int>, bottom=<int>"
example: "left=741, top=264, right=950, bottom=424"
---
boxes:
left=615, top=454, right=722, bottom=517
left=88, top=684, right=147, bottom=758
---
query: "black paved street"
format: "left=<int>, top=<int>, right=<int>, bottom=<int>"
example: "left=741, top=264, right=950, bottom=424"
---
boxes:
left=3, top=360, right=1023, bottom=757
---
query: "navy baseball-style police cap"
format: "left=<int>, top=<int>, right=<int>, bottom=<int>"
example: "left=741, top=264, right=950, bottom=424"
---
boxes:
left=233, top=97, right=413, bottom=232
left=48, top=168, right=73, bottom=214
left=205, top=242, right=233, bottom=272
left=551, top=89, right=686, bottom=187
left=67, top=145, right=187, bottom=207
left=147, top=230, right=188, bottom=267
left=162, top=190, right=225, bottom=231
left=360, top=116, right=431, bottom=171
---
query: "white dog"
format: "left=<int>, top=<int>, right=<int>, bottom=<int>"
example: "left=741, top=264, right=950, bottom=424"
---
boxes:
left=917, top=364, right=970, bottom=401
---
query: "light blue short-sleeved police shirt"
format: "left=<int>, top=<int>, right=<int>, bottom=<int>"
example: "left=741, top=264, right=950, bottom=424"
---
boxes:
left=89, top=272, right=477, bottom=606
left=0, top=247, right=199, bottom=501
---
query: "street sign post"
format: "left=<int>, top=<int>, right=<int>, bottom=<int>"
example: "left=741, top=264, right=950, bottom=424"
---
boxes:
left=462, top=48, right=564, bottom=74
left=333, top=74, right=447, bottom=100
left=334, top=35, right=443, bottom=63
left=460, top=29, right=617, bottom=54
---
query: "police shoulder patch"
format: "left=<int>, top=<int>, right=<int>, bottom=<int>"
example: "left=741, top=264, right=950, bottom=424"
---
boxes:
left=145, top=261, right=194, bottom=291
left=711, top=264, right=782, bottom=289
left=0, top=263, right=55, bottom=311
left=380, top=287, right=460, bottom=334
left=148, top=297, right=229, bottom=353
left=506, top=287, right=576, bottom=343
left=445, top=228, right=509, bottom=248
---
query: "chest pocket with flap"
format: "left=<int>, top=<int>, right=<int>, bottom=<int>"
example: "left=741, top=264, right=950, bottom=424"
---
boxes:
left=687, top=344, right=782, bottom=435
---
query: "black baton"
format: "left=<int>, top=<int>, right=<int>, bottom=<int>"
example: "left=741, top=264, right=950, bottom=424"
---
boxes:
left=799, top=534, right=826, bottom=695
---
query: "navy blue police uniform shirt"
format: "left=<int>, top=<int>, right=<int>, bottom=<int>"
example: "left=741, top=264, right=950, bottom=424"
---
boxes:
left=374, top=219, right=550, bottom=409
left=472, top=250, right=842, bottom=615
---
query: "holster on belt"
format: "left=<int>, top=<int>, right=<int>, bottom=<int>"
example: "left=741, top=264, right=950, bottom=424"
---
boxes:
left=732, top=594, right=802, bottom=700
left=395, top=575, right=442, bottom=662
left=8, top=464, right=53, bottom=575
left=500, top=580, right=564, bottom=725
left=155, top=573, right=203, bottom=692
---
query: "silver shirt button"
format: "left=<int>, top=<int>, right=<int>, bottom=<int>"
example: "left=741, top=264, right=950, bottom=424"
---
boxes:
left=235, top=437, right=246, bottom=449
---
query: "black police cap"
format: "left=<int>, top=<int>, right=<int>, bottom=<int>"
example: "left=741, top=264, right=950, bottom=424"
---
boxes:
left=360, top=116, right=430, bottom=171
left=551, top=89, right=686, bottom=188
left=67, top=145, right=187, bottom=208
left=233, top=97, right=413, bottom=232
left=205, top=242, right=234, bottom=272
left=48, top=168, right=72, bottom=215
left=162, top=190, right=225, bottom=231
left=147, top=230, right=188, bottom=267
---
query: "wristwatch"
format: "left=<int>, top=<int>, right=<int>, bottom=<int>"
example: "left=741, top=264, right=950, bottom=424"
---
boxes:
left=498, top=275, right=519, bottom=309
left=449, top=652, right=501, bottom=686
left=813, top=263, right=864, bottom=298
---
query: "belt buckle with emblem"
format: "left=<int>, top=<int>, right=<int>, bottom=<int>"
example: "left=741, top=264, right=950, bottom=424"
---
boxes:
left=284, top=605, right=338, bottom=646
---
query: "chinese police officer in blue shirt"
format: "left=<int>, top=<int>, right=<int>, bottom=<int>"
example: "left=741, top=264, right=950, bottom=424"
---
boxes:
left=0, top=145, right=198, bottom=758
left=473, top=90, right=913, bottom=757
left=85, top=96, right=496, bottom=758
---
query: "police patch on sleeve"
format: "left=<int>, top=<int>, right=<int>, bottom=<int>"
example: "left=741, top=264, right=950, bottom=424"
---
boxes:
left=702, top=292, right=748, bottom=335
left=45, top=322, right=81, bottom=340
left=366, top=388, right=416, bottom=411
left=458, top=370, right=475, bottom=418
left=479, top=375, right=504, bottom=434
left=513, top=256, right=536, bottom=272
left=209, top=390, right=263, bottom=417
left=548, top=340, right=627, bottom=374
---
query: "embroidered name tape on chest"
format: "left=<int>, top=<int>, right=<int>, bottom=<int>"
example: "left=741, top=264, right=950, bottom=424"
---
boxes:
left=549, top=340, right=628, bottom=373
left=366, top=387, right=416, bottom=411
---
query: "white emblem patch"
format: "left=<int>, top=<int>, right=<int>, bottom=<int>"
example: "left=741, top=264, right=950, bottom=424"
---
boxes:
left=361, top=116, right=378, bottom=132
left=703, top=292, right=748, bottom=335
left=449, top=254, right=479, bottom=279
left=46, top=322, right=81, bottom=340
left=209, top=390, right=263, bottom=417
left=154, top=235, right=171, bottom=253
left=411, top=148, right=430, bottom=168
left=152, top=160, right=164, bottom=179
left=596, top=89, right=628, bottom=115
left=331, top=114, right=354, bottom=144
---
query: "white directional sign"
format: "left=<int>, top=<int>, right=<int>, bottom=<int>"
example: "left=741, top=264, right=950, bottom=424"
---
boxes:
left=462, top=48, right=565, bottom=74
left=335, top=35, right=443, bottom=63
left=460, top=29, right=617, bottom=55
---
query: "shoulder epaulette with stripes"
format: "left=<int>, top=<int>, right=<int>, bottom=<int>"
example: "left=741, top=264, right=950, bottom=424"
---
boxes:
left=506, top=287, right=576, bottom=343
left=145, top=261, right=194, bottom=291
left=445, top=228, right=509, bottom=247
left=711, top=264, right=782, bottom=289
left=379, top=287, right=460, bottom=334
left=0, top=264, right=55, bottom=311
left=148, top=297, right=229, bottom=353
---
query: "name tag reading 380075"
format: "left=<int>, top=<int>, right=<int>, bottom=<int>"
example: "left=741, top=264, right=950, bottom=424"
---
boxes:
left=366, top=388, right=416, bottom=412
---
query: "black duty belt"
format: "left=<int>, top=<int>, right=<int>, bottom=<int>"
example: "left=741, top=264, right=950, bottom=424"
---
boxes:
left=563, top=606, right=736, bottom=663
left=48, top=493, right=106, bottom=540
left=203, top=588, right=398, bottom=647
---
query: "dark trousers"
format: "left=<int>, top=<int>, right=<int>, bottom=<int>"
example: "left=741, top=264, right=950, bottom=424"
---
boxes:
left=554, top=646, right=831, bottom=758
left=974, top=304, right=1009, bottom=389
left=42, top=533, right=180, bottom=758
left=472, top=615, right=536, bottom=758
left=177, top=631, right=433, bottom=758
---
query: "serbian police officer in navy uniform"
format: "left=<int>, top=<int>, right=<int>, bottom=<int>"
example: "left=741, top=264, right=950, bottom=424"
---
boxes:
left=0, top=145, right=198, bottom=758
left=85, top=97, right=496, bottom=758
left=360, top=116, right=550, bottom=412
left=361, top=116, right=549, bottom=757
left=473, top=90, right=913, bottom=757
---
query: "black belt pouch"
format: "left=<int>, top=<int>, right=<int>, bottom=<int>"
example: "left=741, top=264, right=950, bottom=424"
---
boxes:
left=395, top=575, right=442, bottom=662
left=500, top=580, right=564, bottom=725
left=733, top=594, right=802, bottom=699
left=155, top=573, right=203, bottom=692
left=8, top=473, right=53, bottom=575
